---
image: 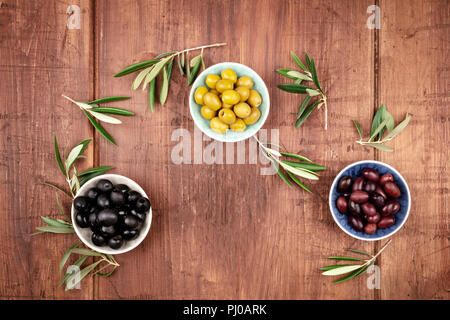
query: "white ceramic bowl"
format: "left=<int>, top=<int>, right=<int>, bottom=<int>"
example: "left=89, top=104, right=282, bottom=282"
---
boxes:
left=189, top=62, right=270, bottom=143
left=71, top=174, right=152, bottom=254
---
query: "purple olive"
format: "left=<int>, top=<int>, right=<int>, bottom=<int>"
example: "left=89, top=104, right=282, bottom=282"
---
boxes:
left=361, top=202, right=377, bottom=216
left=348, top=200, right=362, bottom=216
left=349, top=216, right=364, bottom=231
left=371, top=193, right=385, bottom=208
left=364, top=180, right=377, bottom=193
left=350, top=191, right=370, bottom=203
left=352, top=177, right=365, bottom=192
left=384, top=181, right=401, bottom=198
left=366, top=212, right=381, bottom=224
left=336, top=196, right=348, bottom=214
left=362, top=168, right=380, bottom=182
left=378, top=216, right=395, bottom=228
left=364, top=223, right=377, bottom=235
left=381, top=200, right=400, bottom=216
left=379, top=173, right=394, bottom=186
left=337, top=176, right=353, bottom=193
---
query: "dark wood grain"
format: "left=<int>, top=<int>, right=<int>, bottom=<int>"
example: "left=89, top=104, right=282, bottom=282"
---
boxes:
left=0, top=0, right=448, bottom=300
left=0, top=0, right=94, bottom=298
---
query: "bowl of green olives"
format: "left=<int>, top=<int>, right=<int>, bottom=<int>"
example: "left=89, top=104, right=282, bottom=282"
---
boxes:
left=189, top=62, right=270, bottom=142
left=71, top=174, right=152, bottom=254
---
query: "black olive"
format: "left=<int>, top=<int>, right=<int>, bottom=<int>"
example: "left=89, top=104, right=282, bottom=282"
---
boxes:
left=117, top=207, right=129, bottom=217
left=371, top=193, right=386, bottom=208
left=131, top=208, right=146, bottom=221
left=75, top=212, right=89, bottom=228
left=337, top=176, right=353, bottom=193
left=96, top=179, right=113, bottom=193
left=114, top=184, right=130, bottom=194
left=73, top=196, right=89, bottom=212
left=88, top=211, right=99, bottom=229
left=110, top=190, right=125, bottom=206
left=122, top=229, right=139, bottom=240
left=92, top=233, right=107, bottom=246
left=97, top=208, right=118, bottom=226
left=126, top=190, right=141, bottom=204
left=108, top=235, right=123, bottom=249
left=100, top=224, right=117, bottom=238
left=348, top=200, right=362, bottom=216
left=86, top=188, right=100, bottom=201
left=135, top=197, right=150, bottom=212
left=123, top=214, right=141, bottom=230
left=97, top=194, right=111, bottom=208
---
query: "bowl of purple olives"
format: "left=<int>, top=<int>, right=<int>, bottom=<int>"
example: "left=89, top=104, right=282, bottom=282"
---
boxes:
left=329, top=160, right=411, bottom=241
left=71, top=174, right=152, bottom=254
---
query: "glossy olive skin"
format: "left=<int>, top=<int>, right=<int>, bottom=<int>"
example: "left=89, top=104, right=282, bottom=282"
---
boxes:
left=371, top=193, right=386, bottom=208
left=218, top=108, right=237, bottom=125
left=114, top=184, right=130, bottom=194
left=97, top=179, right=113, bottom=193
left=205, top=74, right=221, bottom=89
left=221, top=68, right=237, bottom=83
left=74, top=196, right=89, bottom=212
left=97, top=194, right=111, bottom=208
left=352, top=177, right=365, bottom=192
left=379, top=173, right=394, bottom=186
left=76, top=212, right=89, bottom=228
left=203, top=92, right=222, bottom=111
left=100, top=224, right=117, bottom=237
left=350, top=191, right=369, bottom=203
left=108, top=235, right=123, bottom=249
left=123, top=215, right=141, bottom=230
left=230, top=119, right=246, bottom=132
left=364, top=223, right=377, bottom=235
left=247, top=89, right=262, bottom=108
left=210, top=117, right=229, bottom=134
left=361, top=202, right=377, bottom=216
left=98, top=208, right=118, bottom=226
left=126, top=191, right=141, bottom=204
left=233, top=102, right=251, bottom=118
left=235, top=86, right=250, bottom=102
left=92, top=233, right=107, bottom=246
left=221, top=90, right=241, bottom=105
left=337, top=176, right=352, bottom=193
left=362, top=168, right=380, bottom=182
left=215, top=79, right=234, bottom=93
left=201, top=106, right=216, bottom=120
left=110, top=190, right=125, bottom=206
left=236, top=76, right=254, bottom=89
left=86, top=188, right=100, bottom=201
left=131, top=208, right=146, bottom=221
left=374, top=185, right=387, bottom=199
left=348, top=200, right=361, bottom=216
left=244, top=107, right=261, bottom=125
left=384, top=181, right=401, bottom=198
left=135, top=197, right=150, bottom=212
left=378, top=216, right=395, bottom=229
left=366, top=212, right=381, bottom=224
left=336, top=196, right=348, bottom=214
left=194, top=86, right=208, bottom=105
left=349, top=215, right=364, bottom=231
left=381, top=200, right=400, bottom=216
left=122, top=229, right=139, bottom=240
left=88, top=211, right=99, bottom=228
left=364, top=180, right=377, bottom=193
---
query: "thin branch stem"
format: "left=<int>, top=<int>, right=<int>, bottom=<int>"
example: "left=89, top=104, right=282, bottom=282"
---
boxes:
left=177, top=43, right=227, bottom=55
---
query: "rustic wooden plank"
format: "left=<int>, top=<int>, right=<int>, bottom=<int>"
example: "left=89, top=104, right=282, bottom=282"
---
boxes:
left=95, top=0, right=376, bottom=299
left=377, top=0, right=449, bottom=299
left=0, top=0, right=94, bottom=298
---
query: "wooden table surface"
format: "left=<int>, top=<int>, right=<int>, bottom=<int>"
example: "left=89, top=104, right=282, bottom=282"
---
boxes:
left=0, top=0, right=448, bottom=300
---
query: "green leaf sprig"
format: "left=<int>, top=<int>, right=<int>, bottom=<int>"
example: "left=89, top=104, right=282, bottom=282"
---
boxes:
left=277, top=52, right=328, bottom=129
left=254, top=136, right=326, bottom=193
left=320, top=239, right=392, bottom=283
left=353, top=104, right=411, bottom=152
left=114, top=43, right=227, bottom=111
left=62, top=95, right=133, bottom=145
left=33, top=137, right=117, bottom=290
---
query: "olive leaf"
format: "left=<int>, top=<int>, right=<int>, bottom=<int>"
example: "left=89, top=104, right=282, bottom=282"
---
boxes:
left=114, top=60, right=158, bottom=77
left=148, top=79, right=156, bottom=112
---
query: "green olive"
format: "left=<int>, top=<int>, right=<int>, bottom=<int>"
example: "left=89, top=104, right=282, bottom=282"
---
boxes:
left=230, top=119, right=246, bottom=132
left=247, top=89, right=262, bottom=108
left=243, top=107, right=261, bottom=125
left=233, top=102, right=251, bottom=119
left=218, top=108, right=236, bottom=125
left=210, top=89, right=220, bottom=96
left=201, top=106, right=216, bottom=120
left=210, top=117, right=229, bottom=134
left=215, top=79, right=234, bottom=93
left=205, top=74, right=221, bottom=89
left=235, top=86, right=250, bottom=102
left=203, top=92, right=222, bottom=111
left=236, top=76, right=253, bottom=88
left=221, top=68, right=237, bottom=83
left=222, top=102, right=233, bottom=109
left=194, top=86, right=209, bottom=105
left=221, top=90, right=241, bottom=105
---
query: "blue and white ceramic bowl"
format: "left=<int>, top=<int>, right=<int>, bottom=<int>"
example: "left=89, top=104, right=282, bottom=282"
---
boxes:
left=189, top=62, right=270, bottom=142
left=329, top=160, right=411, bottom=241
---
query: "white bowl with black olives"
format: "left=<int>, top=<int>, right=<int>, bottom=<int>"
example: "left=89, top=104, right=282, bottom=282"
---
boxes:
left=71, top=174, right=152, bottom=254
